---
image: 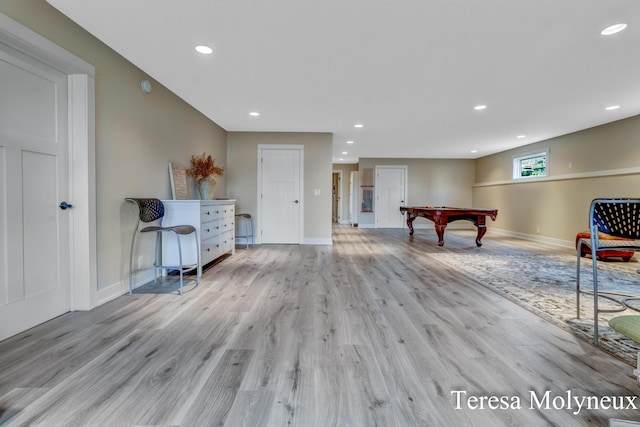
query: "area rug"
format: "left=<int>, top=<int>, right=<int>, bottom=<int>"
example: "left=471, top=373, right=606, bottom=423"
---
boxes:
left=430, top=252, right=640, bottom=365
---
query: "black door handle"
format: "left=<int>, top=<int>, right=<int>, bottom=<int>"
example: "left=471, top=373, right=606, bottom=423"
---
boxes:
left=59, top=201, right=73, bottom=210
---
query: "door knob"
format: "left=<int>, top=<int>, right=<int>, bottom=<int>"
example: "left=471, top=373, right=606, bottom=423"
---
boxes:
left=294, top=200, right=299, bottom=204
left=59, top=201, right=73, bottom=210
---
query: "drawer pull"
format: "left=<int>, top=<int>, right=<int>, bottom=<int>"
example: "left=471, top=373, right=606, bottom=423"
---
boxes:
left=206, top=248, right=211, bottom=252
left=205, top=211, right=211, bottom=216
left=206, top=228, right=210, bottom=232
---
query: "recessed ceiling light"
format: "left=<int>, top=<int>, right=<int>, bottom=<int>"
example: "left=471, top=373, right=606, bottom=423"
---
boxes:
left=474, top=105, right=487, bottom=110
left=249, top=111, right=260, bottom=116
left=346, top=140, right=354, bottom=144
left=517, top=135, right=526, bottom=139
left=470, top=150, right=478, bottom=153
left=339, top=158, right=344, bottom=161
left=601, top=23, right=627, bottom=36
left=195, top=45, right=213, bottom=54
left=354, top=123, right=364, bottom=128
left=605, top=105, right=620, bottom=110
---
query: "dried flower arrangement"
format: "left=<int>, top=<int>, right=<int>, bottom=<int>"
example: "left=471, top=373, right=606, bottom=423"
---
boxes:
left=186, top=153, right=224, bottom=183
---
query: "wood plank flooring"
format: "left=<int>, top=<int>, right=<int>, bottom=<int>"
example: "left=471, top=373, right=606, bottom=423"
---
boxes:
left=2, top=225, right=640, bottom=426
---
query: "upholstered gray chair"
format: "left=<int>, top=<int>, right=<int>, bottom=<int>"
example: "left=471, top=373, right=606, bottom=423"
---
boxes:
left=126, top=198, right=199, bottom=295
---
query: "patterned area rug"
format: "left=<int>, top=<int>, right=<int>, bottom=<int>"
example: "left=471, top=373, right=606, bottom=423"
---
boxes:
left=430, top=252, right=640, bottom=365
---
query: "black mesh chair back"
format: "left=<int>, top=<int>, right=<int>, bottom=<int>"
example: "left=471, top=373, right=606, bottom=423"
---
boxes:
left=591, top=199, right=640, bottom=239
left=133, top=198, right=165, bottom=223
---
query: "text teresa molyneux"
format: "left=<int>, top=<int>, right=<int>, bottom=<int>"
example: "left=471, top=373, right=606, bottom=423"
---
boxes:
left=451, top=390, right=638, bottom=415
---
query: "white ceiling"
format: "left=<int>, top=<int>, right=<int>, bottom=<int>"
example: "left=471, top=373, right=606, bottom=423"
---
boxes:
left=48, top=0, right=640, bottom=164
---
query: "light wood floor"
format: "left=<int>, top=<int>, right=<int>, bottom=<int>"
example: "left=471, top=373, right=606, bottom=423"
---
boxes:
left=2, top=225, right=640, bottom=426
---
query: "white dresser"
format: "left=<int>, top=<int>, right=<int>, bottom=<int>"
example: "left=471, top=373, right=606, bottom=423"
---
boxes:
left=161, top=199, right=236, bottom=276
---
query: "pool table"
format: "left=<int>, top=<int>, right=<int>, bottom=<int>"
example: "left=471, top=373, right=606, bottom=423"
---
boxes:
left=399, top=206, right=498, bottom=247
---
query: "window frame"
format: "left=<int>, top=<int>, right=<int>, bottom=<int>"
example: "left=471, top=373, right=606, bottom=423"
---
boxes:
left=512, top=149, right=549, bottom=180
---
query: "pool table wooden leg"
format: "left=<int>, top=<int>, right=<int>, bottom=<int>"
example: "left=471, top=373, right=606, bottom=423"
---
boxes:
left=406, top=213, right=416, bottom=235
left=476, top=226, right=487, bottom=247
left=435, top=225, right=446, bottom=246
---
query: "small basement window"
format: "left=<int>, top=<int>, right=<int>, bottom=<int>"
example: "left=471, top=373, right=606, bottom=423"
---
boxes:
left=513, top=151, right=548, bottom=179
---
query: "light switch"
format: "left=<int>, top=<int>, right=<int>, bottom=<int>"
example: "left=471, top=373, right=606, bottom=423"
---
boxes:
left=314, top=189, right=320, bottom=196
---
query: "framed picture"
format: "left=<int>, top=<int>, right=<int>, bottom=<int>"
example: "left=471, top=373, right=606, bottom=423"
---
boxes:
left=169, top=162, right=190, bottom=200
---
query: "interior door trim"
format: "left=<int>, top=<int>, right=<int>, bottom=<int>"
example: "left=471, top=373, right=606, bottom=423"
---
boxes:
left=0, top=12, right=97, bottom=310
left=256, top=144, right=304, bottom=244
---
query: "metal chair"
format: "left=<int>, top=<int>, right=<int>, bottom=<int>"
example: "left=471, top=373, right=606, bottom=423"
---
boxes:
left=576, top=198, right=640, bottom=345
left=126, top=198, right=199, bottom=295
left=235, top=213, right=254, bottom=248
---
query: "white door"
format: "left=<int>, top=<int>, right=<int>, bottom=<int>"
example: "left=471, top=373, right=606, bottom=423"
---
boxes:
left=375, top=166, right=407, bottom=228
left=259, top=146, right=302, bottom=244
left=0, top=48, right=71, bottom=340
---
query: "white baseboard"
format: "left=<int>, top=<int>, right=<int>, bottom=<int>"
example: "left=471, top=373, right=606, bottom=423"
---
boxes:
left=303, top=237, right=333, bottom=245
left=94, top=270, right=156, bottom=309
left=95, top=281, right=125, bottom=308
left=490, top=228, right=573, bottom=249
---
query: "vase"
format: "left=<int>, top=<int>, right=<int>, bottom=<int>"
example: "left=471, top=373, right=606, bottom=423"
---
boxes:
left=198, top=177, right=217, bottom=200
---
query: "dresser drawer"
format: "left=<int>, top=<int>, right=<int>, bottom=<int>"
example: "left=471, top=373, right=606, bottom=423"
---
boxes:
left=220, top=216, right=234, bottom=234
left=201, top=235, right=221, bottom=264
left=200, top=220, right=221, bottom=240
left=200, top=205, right=223, bottom=221
left=220, top=230, right=234, bottom=253
left=222, top=204, right=234, bottom=218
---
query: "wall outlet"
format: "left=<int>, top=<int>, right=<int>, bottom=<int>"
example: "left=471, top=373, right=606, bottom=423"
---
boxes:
left=536, top=227, right=541, bottom=234
left=138, top=256, right=144, bottom=268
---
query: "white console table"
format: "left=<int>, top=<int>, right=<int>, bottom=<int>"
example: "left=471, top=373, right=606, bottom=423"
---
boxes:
left=162, top=199, right=236, bottom=277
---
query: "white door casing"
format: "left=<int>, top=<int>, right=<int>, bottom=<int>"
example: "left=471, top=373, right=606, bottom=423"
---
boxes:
left=257, top=145, right=303, bottom=244
left=332, top=170, right=343, bottom=224
left=349, top=171, right=358, bottom=225
left=375, top=165, right=407, bottom=228
left=0, top=13, right=96, bottom=341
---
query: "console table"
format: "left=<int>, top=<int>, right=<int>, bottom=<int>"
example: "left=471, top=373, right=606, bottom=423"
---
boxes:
left=162, top=199, right=236, bottom=277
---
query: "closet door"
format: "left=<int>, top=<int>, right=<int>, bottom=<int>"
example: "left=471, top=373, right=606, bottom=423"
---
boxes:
left=258, top=146, right=302, bottom=244
left=0, top=47, right=71, bottom=340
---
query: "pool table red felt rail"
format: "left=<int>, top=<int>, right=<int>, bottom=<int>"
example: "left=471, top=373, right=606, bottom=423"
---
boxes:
left=399, top=206, right=498, bottom=247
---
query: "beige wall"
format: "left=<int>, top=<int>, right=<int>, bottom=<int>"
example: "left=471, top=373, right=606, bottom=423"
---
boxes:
left=0, top=2, right=228, bottom=291
left=227, top=132, right=333, bottom=243
left=357, top=158, right=476, bottom=227
left=474, top=115, right=640, bottom=244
